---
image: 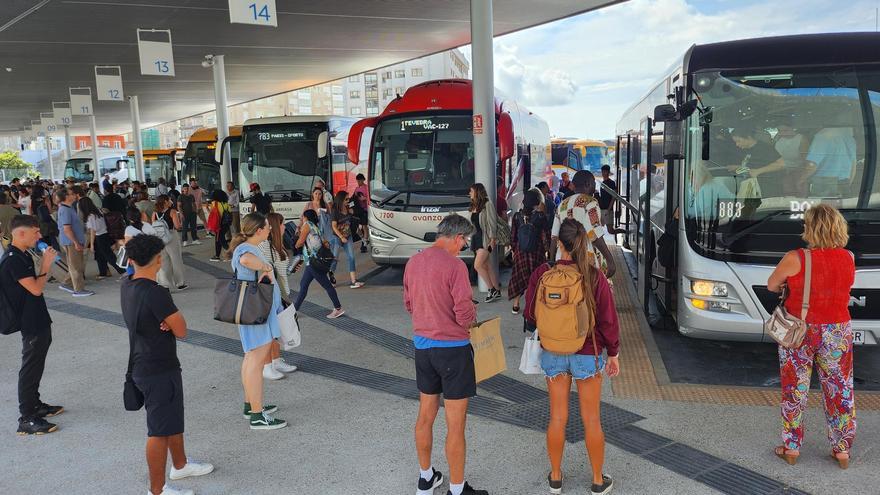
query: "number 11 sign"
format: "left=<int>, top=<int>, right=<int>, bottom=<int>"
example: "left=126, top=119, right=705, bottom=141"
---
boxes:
left=229, top=0, right=277, bottom=27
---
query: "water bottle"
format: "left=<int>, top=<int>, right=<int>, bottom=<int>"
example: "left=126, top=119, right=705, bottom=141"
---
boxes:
left=36, top=241, right=60, bottom=263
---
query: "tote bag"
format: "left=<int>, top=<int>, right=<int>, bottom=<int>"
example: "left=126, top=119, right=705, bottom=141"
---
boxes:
left=470, top=317, right=506, bottom=383
left=278, top=303, right=301, bottom=350
left=519, top=329, right=543, bottom=375
left=213, top=271, right=274, bottom=325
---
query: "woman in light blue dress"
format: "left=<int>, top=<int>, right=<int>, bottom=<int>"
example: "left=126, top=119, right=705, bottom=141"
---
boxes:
left=228, top=212, right=287, bottom=431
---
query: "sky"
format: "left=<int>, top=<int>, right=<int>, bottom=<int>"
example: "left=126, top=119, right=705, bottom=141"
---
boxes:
left=469, top=0, right=880, bottom=140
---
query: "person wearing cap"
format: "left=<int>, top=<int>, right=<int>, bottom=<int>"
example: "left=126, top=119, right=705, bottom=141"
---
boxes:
left=249, top=183, right=273, bottom=216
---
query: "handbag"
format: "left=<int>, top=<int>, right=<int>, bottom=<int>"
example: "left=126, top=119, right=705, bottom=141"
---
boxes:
left=115, top=246, right=128, bottom=271
left=278, top=302, right=301, bottom=350
left=764, top=249, right=811, bottom=348
left=213, top=269, right=275, bottom=325
left=518, top=328, right=543, bottom=374
left=151, top=215, right=172, bottom=244
left=496, top=214, right=512, bottom=246
left=123, top=299, right=144, bottom=411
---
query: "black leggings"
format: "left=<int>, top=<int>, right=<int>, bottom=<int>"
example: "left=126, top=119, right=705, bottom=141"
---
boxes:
left=215, top=224, right=230, bottom=257
left=95, top=233, right=123, bottom=276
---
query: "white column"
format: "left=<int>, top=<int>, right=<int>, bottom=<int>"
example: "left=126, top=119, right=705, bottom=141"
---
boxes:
left=46, top=137, right=55, bottom=181
left=129, top=95, right=145, bottom=182
left=212, top=55, right=231, bottom=187
left=88, top=114, right=99, bottom=169
left=470, top=0, right=497, bottom=292
left=63, top=125, right=73, bottom=161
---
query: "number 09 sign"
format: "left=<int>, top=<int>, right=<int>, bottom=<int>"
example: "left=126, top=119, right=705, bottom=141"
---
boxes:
left=229, top=0, right=277, bottom=27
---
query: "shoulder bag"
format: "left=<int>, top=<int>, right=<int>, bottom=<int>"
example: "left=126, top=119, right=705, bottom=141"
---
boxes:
left=213, top=267, right=275, bottom=325
left=764, top=249, right=811, bottom=348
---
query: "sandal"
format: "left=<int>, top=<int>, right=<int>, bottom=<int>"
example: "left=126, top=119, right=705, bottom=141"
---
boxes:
left=831, top=451, right=850, bottom=470
left=774, top=446, right=799, bottom=465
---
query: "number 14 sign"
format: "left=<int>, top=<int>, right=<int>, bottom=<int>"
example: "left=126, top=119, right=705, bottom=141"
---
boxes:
left=229, top=0, right=277, bottom=27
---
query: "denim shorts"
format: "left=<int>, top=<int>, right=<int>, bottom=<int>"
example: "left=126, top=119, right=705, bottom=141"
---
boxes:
left=540, top=351, right=606, bottom=380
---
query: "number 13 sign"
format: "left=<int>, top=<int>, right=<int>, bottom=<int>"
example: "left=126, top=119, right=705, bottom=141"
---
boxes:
left=229, top=0, right=278, bottom=27
left=137, top=29, right=176, bottom=77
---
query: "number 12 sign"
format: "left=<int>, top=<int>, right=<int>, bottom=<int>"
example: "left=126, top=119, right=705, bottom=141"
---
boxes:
left=229, top=0, right=277, bottom=27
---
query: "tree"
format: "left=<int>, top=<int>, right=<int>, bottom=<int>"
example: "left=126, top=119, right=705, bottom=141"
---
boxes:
left=0, top=151, right=36, bottom=180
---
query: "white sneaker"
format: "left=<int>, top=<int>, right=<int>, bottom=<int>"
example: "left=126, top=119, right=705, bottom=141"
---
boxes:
left=169, top=458, right=215, bottom=480
left=182, top=241, right=190, bottom=247
left=148, top=485, right=193, bottom=495
left=191, top=240, right=202, bottom=246
left=263, top=363, right=284, bottom=380
left=273, top=357, right=297, bottom=373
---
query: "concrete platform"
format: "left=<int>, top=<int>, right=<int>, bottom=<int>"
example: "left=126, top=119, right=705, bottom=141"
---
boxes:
left=1, top=240, right=877, bottom=494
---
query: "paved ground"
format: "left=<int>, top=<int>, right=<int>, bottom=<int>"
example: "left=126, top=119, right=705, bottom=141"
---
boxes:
left=1, top=240, right=878, bottom=494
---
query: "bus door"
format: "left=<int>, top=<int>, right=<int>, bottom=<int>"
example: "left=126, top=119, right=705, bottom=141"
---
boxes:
left=647, top=119, right=676, bottom=314
left=636, top=118, right=653, bottom=311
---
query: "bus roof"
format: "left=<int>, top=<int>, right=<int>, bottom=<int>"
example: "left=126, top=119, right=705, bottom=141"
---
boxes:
left=186, top=126, right=243, bottom=143
left=567, top=139, right=606, bottom=147
left=378, top=79, right=506, bottom=119
left=241, top=115, right=352, bottom=127
left=126, top=149, right=176, bottom=157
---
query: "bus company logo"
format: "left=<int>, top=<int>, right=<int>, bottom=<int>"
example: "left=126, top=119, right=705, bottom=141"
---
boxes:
left=412, top=214, right=444, bottom=222
left=789, top=200, right=818, bottom=219
left=849, top=295, right=867, bottom=308
left=420, top=206, right=441, bottom=213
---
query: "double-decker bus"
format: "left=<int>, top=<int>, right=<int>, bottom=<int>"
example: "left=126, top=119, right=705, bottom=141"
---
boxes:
left=127, top=149, right=181, bottom=196
left=615, top=32, right=880, bottom=344
left=347, top=79, right=552, bottom=265
left=181, top=126, right=242, bottom=196
left=63, top=148, right=130, bottom=184
left=226, top=116, right=360, bottom=220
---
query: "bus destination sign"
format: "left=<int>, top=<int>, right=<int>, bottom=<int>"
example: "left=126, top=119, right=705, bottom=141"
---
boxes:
left=256, top=131, right=306, bottom=141
left=400, top=117, right=470, bottom=133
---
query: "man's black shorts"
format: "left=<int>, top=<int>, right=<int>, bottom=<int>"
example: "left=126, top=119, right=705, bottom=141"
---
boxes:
left=415, top=345, right=476, bottom=400
left=134, top=370, right=184, bottom=437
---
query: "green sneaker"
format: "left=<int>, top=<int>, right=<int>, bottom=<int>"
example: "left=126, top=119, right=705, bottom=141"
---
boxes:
left=243, top=402, right=278, bottom=419
left=249, top=411, right=287, bottom=430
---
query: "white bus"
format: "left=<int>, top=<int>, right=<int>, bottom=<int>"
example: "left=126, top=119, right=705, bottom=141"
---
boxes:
left=63, top=148, right=130, bottom=185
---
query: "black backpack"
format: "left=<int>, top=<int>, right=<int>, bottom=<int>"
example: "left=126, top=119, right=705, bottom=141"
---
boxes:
left=516, top=213, right=540, bottom=253
left=0, top=252, right=21, bottom=335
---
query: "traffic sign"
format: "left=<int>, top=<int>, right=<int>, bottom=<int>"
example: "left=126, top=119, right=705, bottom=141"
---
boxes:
left=95, top=66, right=124, bottom=101
left=70, top=87, right=94, bottom=115
left=137, top=29, right=176, bottom=76
left=228, top=0, right=278, bottom=27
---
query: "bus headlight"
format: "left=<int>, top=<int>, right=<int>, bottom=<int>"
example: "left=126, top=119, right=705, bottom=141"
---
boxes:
left=691, top=280, right=728, bottom=297
left=369, top=227, right=397, bottom=242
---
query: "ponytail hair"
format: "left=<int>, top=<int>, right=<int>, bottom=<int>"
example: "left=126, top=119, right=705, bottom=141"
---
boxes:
left=226, top=212, right=267, bottom=260
left=557, top=218, right=597, bottom=320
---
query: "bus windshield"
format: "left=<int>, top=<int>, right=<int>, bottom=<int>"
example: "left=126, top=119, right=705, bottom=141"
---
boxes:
left=685, top=68, right=880, bottom=257
left=144, top=154, right=173, bottom=187
left=64, top=158, right=94, bottom=181
left=239, top=123, right=327, bottom=202
left=370, top=115, right=474, bottom=207
left=582, top=145, right=608, bottom=172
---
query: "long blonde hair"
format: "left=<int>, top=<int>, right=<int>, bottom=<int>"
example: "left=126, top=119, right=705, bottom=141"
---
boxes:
left=802, top=203, right=848, bottom=249
left=557, top=218, right=597, bottom=318
left=226, top=212, right=267, bottom=259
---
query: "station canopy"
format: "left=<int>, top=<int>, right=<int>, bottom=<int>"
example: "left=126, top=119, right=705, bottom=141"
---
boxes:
left=0, top=0, right=621, bottom=135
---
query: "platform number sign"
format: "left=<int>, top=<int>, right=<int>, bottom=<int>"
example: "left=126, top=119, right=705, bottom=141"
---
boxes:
left=137, top=29, right=176, bottom=77
left=40, top=113, right=59, bottom=134
left=229, top=0, right=277, bottom=27
left=52, top=102, right=73, bottom=126
left=95, top=66, right=125, bottom=101
left=70, top=88, right=94, bottom=115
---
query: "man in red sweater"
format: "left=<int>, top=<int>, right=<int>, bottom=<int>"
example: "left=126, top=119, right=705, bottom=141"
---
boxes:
left=403, top=214, right=488, bottom=495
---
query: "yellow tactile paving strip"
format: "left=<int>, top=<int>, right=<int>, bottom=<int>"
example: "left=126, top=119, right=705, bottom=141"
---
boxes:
left=607, top=247, right=880, bottom=410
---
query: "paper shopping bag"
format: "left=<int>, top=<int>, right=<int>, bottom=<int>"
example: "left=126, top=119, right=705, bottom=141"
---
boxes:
left=470, top=317, right=506, bottom=383
left=278, top=304, right=301, bottom=350
left=518, top=329, right=543, bottom=375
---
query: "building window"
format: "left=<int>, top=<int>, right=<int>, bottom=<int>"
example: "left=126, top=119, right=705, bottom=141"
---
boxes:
left=367, top=106, right=379, bottom=116
left=383, top=71, right=392, bottom=81
left=332, top=86, right=343, bottom=95
left=365, top=73, right=378, bottom=84
left=351, top=106, right=362, bottom=116
left=383, top=88, right=393, bottom=98
left=350, top=90, right=360, bottom=99
left=349, top=75, right=360, bottom=82
left=395, top=87, right=404, bottom=96
left=365, top=88, right=378, bottom=99
left=411, top=68, right=423, bottom=77
left=395, top=69, right=406, bottom=78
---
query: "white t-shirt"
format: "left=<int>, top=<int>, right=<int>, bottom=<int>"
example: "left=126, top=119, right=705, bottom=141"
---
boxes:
left=124, top=223, right=156, bottom=238
left=18, top=196, right=31, bottom=215
left=551, top=193, right=608, bottom=271
left=86, top=214, right=108, bottom=236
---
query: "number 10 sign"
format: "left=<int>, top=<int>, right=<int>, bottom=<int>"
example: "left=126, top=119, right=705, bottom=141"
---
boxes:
left=137, top=29, right=176, bottom=77
left=229, top=0, right=277, bottom=27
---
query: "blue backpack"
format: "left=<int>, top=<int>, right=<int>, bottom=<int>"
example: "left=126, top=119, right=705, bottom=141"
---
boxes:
left=282, top=221, right=298, bottom=251
left=516, top=213, right=540, bottom=253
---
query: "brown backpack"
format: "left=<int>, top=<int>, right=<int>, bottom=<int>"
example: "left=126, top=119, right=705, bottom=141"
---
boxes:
left=534, top=263, right=595, bottom=354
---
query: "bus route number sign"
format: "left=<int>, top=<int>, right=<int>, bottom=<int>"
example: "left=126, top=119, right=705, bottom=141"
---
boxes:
left=718, top=200, right=743, bottom=219
left=229, top=0, right=278, bottom=27
left=400, top=117, right=470, bottom=133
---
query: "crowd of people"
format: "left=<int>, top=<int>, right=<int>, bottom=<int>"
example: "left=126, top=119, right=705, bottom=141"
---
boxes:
left=0, top=166, right=861, bottom=495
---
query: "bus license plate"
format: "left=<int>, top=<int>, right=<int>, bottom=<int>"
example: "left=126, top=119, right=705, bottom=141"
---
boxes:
left=853, top=331, right=865, bottom=345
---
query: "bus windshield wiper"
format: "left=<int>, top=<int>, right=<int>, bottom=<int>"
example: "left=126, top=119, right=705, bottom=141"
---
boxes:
left=719, top=210, right=793, bottom=247
left=377, top=191, right=405, bottom=207
left=377, top=189, right=446, bottom=207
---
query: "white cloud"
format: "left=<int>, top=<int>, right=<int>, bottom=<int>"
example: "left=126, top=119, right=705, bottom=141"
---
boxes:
left=493, top=43, right=578, bottom=107
left=491, top=0, right=880, bottom=139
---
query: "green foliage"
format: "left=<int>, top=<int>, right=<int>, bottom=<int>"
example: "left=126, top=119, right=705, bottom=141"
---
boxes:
left=0, top=151, right=29, bottom=169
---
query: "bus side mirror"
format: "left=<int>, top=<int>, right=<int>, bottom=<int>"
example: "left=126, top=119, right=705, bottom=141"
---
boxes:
left=662, top=120, right=685, bottom=160
left=653, top=104, right=678, bottom=122
left=497, top=112, right=514, bottom=162
left=317, top=131, right=329, bottom=160
left=347, top=117, right=378, bottom=165
left=216, top=136, right=234, bottom=164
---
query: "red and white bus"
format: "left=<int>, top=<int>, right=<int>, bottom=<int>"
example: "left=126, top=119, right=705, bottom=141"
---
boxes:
left=347, top=79, right=552, bottom=265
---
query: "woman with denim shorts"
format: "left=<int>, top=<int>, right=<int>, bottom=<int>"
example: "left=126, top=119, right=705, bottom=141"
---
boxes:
left=525, top=218, right=621, bottom=495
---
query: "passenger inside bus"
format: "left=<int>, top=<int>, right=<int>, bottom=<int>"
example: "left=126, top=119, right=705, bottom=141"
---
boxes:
left=800, top=126, right=857, bottom=198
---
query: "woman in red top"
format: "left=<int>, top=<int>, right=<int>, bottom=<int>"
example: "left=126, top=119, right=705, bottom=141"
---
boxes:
left=767, top=204, right=856, bottom=469
left=525, top=218, right=620, bottom=495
